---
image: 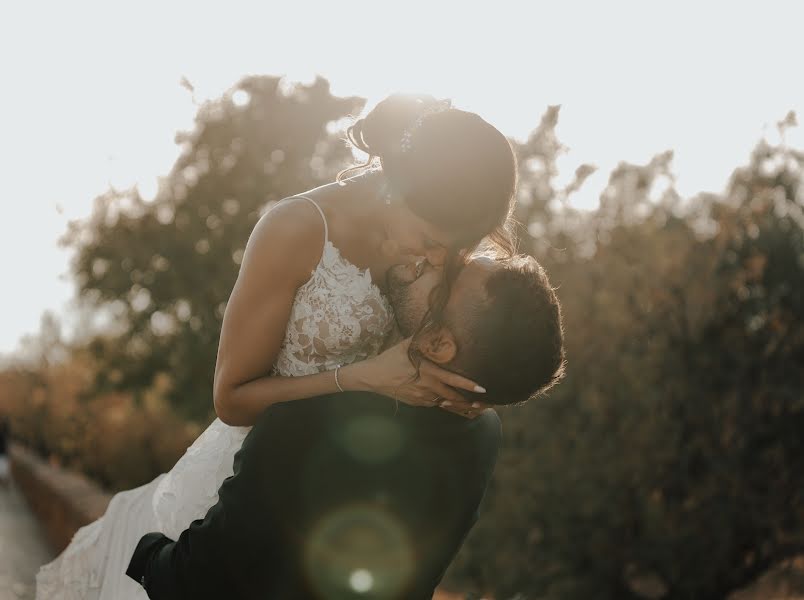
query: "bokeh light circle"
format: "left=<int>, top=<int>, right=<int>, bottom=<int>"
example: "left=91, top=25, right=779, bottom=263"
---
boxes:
left=349, top=568, right=374, bottom=593
left=304, top=504, right=415, bottom=598
left=337, top=415, right=405, bottom=465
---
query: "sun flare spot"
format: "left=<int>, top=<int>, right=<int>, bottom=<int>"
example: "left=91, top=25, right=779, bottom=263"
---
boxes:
left=348, top=568, right=374, bottom=593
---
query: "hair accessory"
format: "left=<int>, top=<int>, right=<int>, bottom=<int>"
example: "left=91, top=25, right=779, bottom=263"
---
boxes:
left=400, top=98, right=452, bottom=154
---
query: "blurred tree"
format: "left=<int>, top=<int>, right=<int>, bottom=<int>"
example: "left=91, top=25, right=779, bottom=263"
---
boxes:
left=16, top=310, right=69, bottom=368
left=61, top=75, right=363, bottom=421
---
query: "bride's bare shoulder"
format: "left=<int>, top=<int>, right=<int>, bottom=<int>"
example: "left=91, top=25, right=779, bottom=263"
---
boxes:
left=253, top=196, right=326, bottom=237
left=240, top=196, right=327, bottom=283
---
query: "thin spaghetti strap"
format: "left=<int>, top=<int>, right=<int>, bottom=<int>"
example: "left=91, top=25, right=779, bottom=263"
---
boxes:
left=289, top=195, right=329, bottom=244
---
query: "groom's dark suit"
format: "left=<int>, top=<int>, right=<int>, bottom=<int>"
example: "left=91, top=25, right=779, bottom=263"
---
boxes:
left=126, top=391, right=501, bottom=599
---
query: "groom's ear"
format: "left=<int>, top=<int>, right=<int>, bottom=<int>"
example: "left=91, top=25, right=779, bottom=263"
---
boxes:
left=419, top=327, right=458, bottom=364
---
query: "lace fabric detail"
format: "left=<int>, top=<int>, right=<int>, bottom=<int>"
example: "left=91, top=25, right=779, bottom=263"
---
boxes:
left=273, top=239, right=394, bottom=377
left=151, top=420, right=251, bottom=539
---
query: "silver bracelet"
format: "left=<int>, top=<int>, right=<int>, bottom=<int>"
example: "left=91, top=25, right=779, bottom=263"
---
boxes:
left=334, top=366, right=345, bottom=393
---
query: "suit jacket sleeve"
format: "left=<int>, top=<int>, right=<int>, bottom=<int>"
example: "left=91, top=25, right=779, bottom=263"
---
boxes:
left=405, top=410, right=502, bottom=599
left=126, top=409, right=278, bottom=599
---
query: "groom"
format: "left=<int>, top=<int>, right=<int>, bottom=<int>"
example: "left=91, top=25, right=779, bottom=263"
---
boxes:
left=127, top=255, right=565, bottom=599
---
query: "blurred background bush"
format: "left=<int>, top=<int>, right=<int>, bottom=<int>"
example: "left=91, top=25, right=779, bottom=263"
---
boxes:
left=0, top=75, right=801, bottom=599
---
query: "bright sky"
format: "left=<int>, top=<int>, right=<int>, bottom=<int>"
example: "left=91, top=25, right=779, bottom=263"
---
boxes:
left=1, top=0, right=802, bottom=357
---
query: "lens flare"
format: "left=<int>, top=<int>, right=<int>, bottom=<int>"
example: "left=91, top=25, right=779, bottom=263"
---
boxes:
left=304, top=504, right=414, bottom=598
left=337, top=415, right=405, bottom=464
left=349, top=568, right=374, bottom=593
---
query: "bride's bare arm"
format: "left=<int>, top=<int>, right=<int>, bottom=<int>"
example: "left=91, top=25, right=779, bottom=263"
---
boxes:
left=212, top=199, right=347, bottom=426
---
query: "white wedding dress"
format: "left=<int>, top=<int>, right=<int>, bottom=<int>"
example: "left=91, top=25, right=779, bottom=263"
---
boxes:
left=35, top=196, right=394, bottom=599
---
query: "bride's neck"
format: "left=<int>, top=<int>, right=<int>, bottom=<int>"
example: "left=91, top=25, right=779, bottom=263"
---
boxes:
left=320, top=169, right=395, bottom=281
left=327, top=169, right=387, bottom=228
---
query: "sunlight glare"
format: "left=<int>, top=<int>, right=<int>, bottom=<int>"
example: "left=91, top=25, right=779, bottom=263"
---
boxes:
left=304, top=505, right=413, bottom=598
left=137, top=176, right=159, bottom=203
left=349, top=569, right=374, bottom=593
left=231, top=89, right=250, bottom=107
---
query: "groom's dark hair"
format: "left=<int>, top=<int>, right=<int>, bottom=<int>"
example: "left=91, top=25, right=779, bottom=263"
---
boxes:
left=449, top=255, right=566, bottom=405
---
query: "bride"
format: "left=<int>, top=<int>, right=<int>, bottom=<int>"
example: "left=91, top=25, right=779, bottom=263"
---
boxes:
left=35, top=93, right=519, bottom=599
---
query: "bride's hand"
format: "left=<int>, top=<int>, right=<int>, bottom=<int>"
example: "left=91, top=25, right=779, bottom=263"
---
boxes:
left=340, top=338, right=488, bottom=412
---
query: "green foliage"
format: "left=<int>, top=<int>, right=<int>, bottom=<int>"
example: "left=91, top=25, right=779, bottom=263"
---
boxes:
left=61, top=75, right=363, bottom=421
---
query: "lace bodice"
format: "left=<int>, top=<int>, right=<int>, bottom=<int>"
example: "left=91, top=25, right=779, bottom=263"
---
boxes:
left=273, top=214, right=394, bottom=376
left=272, top=243, right=393, bottom=375
left=273, top=195, right=394, bottom=375
left=149, top=195, right=394, bottom=540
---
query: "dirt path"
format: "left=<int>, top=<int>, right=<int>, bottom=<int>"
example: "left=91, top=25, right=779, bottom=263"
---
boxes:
left=0, top=480, right=53, bottom=600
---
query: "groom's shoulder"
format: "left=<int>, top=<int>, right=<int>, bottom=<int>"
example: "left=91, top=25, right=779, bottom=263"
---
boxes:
left=243, top=392, right=395, bottom=454
left=465, top=408, right=502, bottom=451
left=255, top=391, right=393, bottom=425
left=251, top=394, right=502, bottom=451
left=475, top=407, right=502, bottom=435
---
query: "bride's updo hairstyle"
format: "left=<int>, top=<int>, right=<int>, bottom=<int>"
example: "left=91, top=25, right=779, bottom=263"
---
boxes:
left=338, top=93, right=519, bottom=372
left=337, top=93, right=518, bottom=255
